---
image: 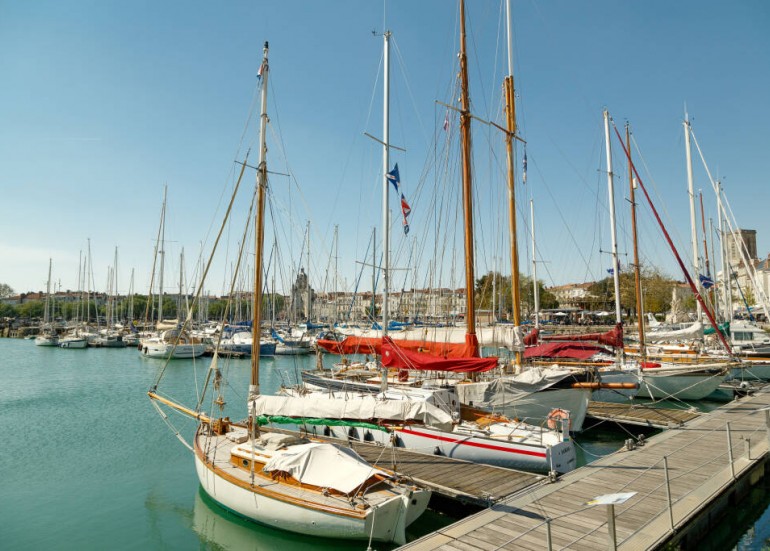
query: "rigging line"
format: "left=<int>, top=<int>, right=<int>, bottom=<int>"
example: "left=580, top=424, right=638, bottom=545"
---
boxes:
left=527, top=150, right=593, bottom=284
left=198, top=184, right=259, bottom=412
left=611, top=120, right=733, bottom=355
left=391, top=38, right=431, bottom=150
left=151, top=150, right=253, bottom=391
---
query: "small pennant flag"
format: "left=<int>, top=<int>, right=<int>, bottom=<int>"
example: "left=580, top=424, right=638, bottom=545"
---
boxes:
left=257, top=61, right=265, bottom=80
left=522, top=151, right=528, bottom=184
left=443, top=110, right=450, bottom=132
left=699, top=274, right=715, bottom=289
left=387, top=164, right=401, bottom=194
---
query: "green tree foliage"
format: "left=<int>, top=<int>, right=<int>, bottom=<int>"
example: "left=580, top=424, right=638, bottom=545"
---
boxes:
left=587, top=267, right=676, bottom=316
left=0, top=283, right=14, bottom=298
left=18, top=300, right=45, bottom=318
left=475, top=271, right=557, bottom=320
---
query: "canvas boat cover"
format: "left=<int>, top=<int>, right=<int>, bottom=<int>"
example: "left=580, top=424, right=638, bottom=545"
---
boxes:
left=541, top=323, right=624, bottom=348
left=454, top=366, right=574, bottom=410
left=250, top=394, right=454, bottom=431
left=381, top=336, right=498, bottom=372
left=524, top=342, right=611, bottom=360
left=262, top=442, right=387, bottom=495
left=645, top=321, right=704, bottom=342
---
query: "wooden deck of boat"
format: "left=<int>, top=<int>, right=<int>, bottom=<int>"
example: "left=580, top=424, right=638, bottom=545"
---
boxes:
left=586, top=401, right=702, bottom=429
left=400, top=388, right=770, bottom=550
left=268, top=427, right=543, bottom=506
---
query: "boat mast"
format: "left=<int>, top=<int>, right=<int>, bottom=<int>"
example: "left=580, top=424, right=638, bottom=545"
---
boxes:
left=158, top=186, right=167, bottom=323
left=382, top=30, right=392, bottom=341
left=627, top=124, right=645, bottom=361
left=603, top=110, right=623, bottom=327
left=305, top=220, right=311, bottom=321
left=684, top=113, right=702, bottom=323
left=250, top=41, right=270, bottom=407
left=459, top=0, right=479, bottom=354
left=530, top=199, right=540, bottom=328
left=716, top=183, right=732, bottom=322
left=503, top=0, right=522, bottom=370
left=699, top=191, right=714, bottom=312
left=44, top=258, right=52, bottom=325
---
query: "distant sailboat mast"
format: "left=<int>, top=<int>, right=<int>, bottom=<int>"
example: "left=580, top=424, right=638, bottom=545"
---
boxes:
left=603, top=110, right=623, bottom=326
left=684, top=112, right=703, bottom=323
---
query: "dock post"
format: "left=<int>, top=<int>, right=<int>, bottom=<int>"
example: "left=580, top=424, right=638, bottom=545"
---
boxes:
left=663, top=456, right=674, bottom=530
left=545, top=517, right=553, bottom=551
left=745, top=437, right=751, bottom=461
left=607, top=504, right=617, bottom=551
left=765, top=410, right=770, bottom=445
left=727, top=422, right=735, bottom=479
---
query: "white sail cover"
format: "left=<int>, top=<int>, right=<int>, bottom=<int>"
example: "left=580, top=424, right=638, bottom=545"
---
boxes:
left=454, top=366, right=573, bottom=409
left=262, top=442, right=387, bottom=494
left=644, top=321, right=703, bottom=342
left=250, top=394, right=454, bottom=431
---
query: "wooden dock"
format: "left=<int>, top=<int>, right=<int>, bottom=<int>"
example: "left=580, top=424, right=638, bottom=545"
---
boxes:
left=587, top=401, right=702, bottom=429
left=400, top=389, right=770, bottom=550
left=267, top=427, right=544, bottom=508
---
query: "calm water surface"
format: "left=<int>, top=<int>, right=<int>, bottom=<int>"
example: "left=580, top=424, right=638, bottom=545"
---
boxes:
left=1, top=338, right=766, bottom=549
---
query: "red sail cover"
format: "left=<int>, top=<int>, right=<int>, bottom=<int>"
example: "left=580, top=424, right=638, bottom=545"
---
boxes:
left=316, top=333, right=484, bottom=358
left=540, top=322, right=624, bottom=348
left=523, top=342, right=610, bottom=360
left=523, top=327, right=539, bottom=346
left=381, top=336, right=498, bottom=372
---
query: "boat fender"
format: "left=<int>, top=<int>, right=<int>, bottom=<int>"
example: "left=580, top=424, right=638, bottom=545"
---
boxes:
left=546, top=408, right=571, bottom=431
left=433, top=446, right=443, bottom=456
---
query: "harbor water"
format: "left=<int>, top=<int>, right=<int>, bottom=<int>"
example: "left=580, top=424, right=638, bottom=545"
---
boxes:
left=1, top=337, right=768, bottom=550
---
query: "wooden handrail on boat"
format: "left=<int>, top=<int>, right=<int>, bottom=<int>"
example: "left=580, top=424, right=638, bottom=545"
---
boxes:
left=571, top=382, right=639, bottom=390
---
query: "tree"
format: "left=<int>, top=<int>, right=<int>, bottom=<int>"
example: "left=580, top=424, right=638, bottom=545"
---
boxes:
left=0, top=283, right=13, bottom=298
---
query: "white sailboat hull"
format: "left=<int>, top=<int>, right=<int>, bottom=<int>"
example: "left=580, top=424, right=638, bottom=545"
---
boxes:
left=141, top=342, right=206, bottom=359
left=481, top=387, right=591, bottom=433
left=319, top=423, right=575, bottom=474
left=34, top=335, right=58, bottom=346
left=59, top=337, right=88, bottom=349
left=194, top=439, right=428, bottom=543
left=592, top=369, right=640, bottom=403
left=638, top=368, right=727, bottom=400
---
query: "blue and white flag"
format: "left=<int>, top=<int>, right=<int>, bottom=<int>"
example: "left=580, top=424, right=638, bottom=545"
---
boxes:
left=607, top=268, right=615, bottom=275
left=522, top=151, right=528, bottom=184
left=387, top=164, right=401, bottom=194
left=699, top=274, right=715, bottom=289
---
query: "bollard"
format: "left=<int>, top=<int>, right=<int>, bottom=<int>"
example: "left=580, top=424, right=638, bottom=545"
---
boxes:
left=746, top=438, right=752, bottom=461
left=607, top=504, right=617, bottom=551
left=663, top=456, right=674, bottom=530
left=727, top=422, right=735, bottom=479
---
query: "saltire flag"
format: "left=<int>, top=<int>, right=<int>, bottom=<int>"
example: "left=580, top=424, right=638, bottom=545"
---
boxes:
left=699, top=274, right=715, bottom=289
left=387, top=164, right=401, bottom=194
left=607, top=267, right=620, bottom=275
left=522, top=151, right=528, bottom=184
left=443, top=110, right=450, bottom=132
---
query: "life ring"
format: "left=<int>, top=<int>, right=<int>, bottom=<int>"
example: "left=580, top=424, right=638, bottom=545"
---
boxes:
left=547, top=408, right=571, bottom=431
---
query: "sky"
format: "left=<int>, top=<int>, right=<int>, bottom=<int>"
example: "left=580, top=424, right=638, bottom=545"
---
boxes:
left=1, top=0, right=769, bottom=299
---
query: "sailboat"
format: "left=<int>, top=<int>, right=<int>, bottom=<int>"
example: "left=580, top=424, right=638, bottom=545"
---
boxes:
left=148, top=42, right=429, bottom=544
left=34, top=259, right=59, bottom=346
left=285, top=7, right=576, bottom=474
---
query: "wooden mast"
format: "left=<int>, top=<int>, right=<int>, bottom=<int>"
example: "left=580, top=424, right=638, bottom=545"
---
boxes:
left=250, top=41, right=270, bottom=411
left=627, top=124, right=645, bottom=362
left=458, top=0, right=478, bottom=354
left=503, top=0, right=522, bottom=371
left=699, top=191, right=714, bottom=310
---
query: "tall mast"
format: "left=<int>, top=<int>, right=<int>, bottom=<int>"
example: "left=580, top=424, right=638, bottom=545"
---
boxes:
left=699, top=191, right=713, bottom=311
left=627, top=124, right=645, bottom=361
left=459, top=0, right=478, bottom=352
left=603, top=110, right=622, bottom=325
left=716, top=183, right=731, bottom=322
left=334, top=225, right=339, bottom=325
left=158, top=186, right=167, bottom=323
left=44, top=258, right=52, bottom=324
left=250, top=41, right=269, bottom=401
left=305, top=220, right=311, bottom=321
left=382, top=30, right=391, bottom=340
left=530, top=199, right=540, bottom=328
left=503, top=0, right=521, bottom=369
left=684, top=113, right=702, bottom=322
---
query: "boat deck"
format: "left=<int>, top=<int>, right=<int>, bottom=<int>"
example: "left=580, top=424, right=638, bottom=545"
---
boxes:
left=586, top=401, right=702, bottom=429
left=399, top=388, right=770, bottom=550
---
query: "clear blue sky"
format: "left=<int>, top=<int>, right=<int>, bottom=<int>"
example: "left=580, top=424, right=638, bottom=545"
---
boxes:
left=1, top=0, right=769, bottom=298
